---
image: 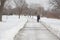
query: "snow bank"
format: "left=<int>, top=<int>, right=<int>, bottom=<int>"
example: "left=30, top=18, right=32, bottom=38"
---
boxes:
left=41, top=17, right=60, bottom=38
left=0, top=15, right=27, bottom=40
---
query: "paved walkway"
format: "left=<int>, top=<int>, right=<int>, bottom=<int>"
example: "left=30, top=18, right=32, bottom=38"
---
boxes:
left=14, top=18, right=59, bottom=40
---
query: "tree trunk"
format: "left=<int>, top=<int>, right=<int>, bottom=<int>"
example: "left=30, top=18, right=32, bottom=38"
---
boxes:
left=0, top=6, right=3, bottom=21
left=19, top=8, right=20, bottom=19
left=0, top=13, right=2, bottom=21
left=0, top=0, right=6, bottom=21
left=19, top=13, right=20, bottom=18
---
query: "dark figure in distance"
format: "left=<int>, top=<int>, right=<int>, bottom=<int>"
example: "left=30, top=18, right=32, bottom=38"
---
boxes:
left=37, top=15, right=40, bottom=22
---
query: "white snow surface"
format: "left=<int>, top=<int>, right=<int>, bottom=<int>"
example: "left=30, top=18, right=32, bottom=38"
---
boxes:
left=40, top=17, right=60, bottom=38
left=0, top=15, right=27, bottom=40
left=0, top=15, right=60, bottom=40
left=41, top=17, right=60, bottom=31
left=32, top=16, right=60, bottom=38
left=30, top=16, right=60, bottom=31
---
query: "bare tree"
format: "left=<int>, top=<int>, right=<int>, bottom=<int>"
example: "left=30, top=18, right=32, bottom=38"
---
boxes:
left=13, top=0, right=27, bottom=18
left=49, top=0, right=60, bottom=19
left=0, top=0, right=6, bottom=21
left=49, top=0, right=60, bottom=9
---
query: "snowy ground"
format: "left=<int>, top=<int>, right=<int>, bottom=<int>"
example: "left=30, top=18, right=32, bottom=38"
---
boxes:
left=0, top=15, right=60, bottom=40
left=40, top=17, right=60, bottom=38
left=26, top=16, right=60, bottom=38
left=0, top=15, right=27, bottom=40
left=14, top=18, right=59, bottom=40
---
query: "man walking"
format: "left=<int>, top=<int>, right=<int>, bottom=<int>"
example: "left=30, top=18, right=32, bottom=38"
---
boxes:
left=37, top=15, right=40, bottom=22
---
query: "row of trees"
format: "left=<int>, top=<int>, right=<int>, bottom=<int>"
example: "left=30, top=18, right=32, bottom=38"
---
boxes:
left=0, top=0, right=60, bottom=21
left=0, top=0, right=28, bottom=21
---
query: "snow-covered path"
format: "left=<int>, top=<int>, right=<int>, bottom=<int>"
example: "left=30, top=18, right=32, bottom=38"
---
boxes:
left=14, top=18, right=59, bottom=40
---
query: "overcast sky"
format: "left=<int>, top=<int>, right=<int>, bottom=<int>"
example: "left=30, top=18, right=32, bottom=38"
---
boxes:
left=26, top=0, right=49, bottom=10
